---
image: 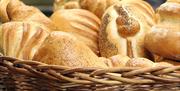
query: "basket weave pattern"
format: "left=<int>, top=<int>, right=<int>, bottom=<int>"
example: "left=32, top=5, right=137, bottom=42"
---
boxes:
left=0, top=56, right=180, bottom=90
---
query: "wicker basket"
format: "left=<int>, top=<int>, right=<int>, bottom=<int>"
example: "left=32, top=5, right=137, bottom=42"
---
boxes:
left=0, top=55, right=180, bottom=91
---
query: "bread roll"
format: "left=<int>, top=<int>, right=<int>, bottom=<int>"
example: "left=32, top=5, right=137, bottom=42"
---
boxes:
left=79, top=0, right=120, bottom=18
left=0, top=21, right=49, bottom=60
left=124, top=57, right=173, bottom=68
left=53, top=0, right=80, bottom=11
left=0, top=0, right=10, bottom=22
left=99, top=57, right=113, bottom=67
left=101, top=54, right=162, bottom=68
left=101, top=56, right=175, bottom=68
left=126, top=58, right=154, bottom=68
left=154, top=62, right=174, bottom=67
left=155, top=56, right=180, bottom=66
left=50, top=9, right=101, bottom=55
left=99, top=1, right=156, bottom=58
left=99, top=55, right=130, bottom=68
left=33, top=31, right=108, bottom=68
left=0, top=0, right=56, bottom=30
left=167, top=0, right=180, bottom=3
left=108, top=55, right=130, bottom=67
left=53, top=0, right=120, bottom=18
left=145, top=1, right=180, bottom=60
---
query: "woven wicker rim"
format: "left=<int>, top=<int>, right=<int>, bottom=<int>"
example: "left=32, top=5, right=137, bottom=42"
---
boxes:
left=0, top=56, right=180, bottom=85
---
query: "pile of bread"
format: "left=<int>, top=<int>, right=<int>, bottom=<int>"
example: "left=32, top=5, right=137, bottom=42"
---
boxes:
left=0, top=0, right=179, bottom=68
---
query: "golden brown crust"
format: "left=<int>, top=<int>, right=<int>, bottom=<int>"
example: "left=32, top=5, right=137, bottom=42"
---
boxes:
left=145, top=1, right=180, bottom=61
left=167, top=0, right=180, bottom=2
left=108, top=54, right=130, bottom=67
left=99, top=57, right=113, bottom=67
left=53, top=0, right=80, bottom=11
left=154, top=62, right=174, bottom=67
left=126, top=58, right=154, bottom=68
left=53, top=0, right=122, bottom=18
left=0, top=0, right=56, bottom=31
left=33, top=31, right=108, bottom=68
left=99, top=14, right=119, bottom=57
left=157, top=2, right=180, bottom=20
left=99, top=1, right=156, bottom=58
left=0, top=0, right=10, bottom=22
left=145, top=26, right=180, bottom=60
left=154, top=55, right=179, bottom=66
left=116, top=14, right=140, bottom=38
left=99, top=55, right=130, bottom=68
left=79, top=0, right=120, bottom=18
left=120, top=0, right=156, bottom=26
left=0, top=21, right=49, bottom=60
left=50, top=9, right=101, bottom=55
left=157, top=60, right=180, bottom=66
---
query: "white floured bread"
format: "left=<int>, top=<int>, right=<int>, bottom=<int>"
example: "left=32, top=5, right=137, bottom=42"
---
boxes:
left=99, top=1, right=156, bottom=58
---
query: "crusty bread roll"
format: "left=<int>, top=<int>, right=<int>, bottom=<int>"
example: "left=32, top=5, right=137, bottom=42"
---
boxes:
left=53, top=0, right=145, bottom=18
left=126, top=57, right=173, bottom=67
left=0, top=0, right=10, bottom=22
left=99, top=54, right=130, bottom=68
left=159, top=60, right=179, bottom=66
left=0, top=0, right=56, bottom=30
left=145, top=1, right=180, bottom=61
left=167, top=0, right=180, bottom=3
left=53, top=0, right=80, bottom=11
left=126, top=58, right=154, bottom=68
left=99, top=57, right=113, bottom=67
left=154, top=56, right=180, bottom=66
left=99, top=1, right=156, bottom=58
left=145, top=28, right=180, bottom=60
left=0, top=21, right=49, bottom=60
left=154, top=62, right=174, bottom=67
left=53, top=0, right=119, bottom=18
left=50, top=9, right=101, bottom=55
left=79, top=0, right=119, bottom=18
left=33, top=31, right=108, bottom=68
left=108, top=55, right=130, bottom=67
left=100, top=55, right=174, bottom=68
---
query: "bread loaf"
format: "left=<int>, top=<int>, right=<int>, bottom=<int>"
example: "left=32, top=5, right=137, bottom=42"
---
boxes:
left=50, top=9, right=101, bottom=55
left=155, top=58, right=179, bottom=66
left=33, top=31, right=108, bottom=68
left=99, top=1, right=156, bottom=58
left=79, top=0, right=120, bottom=18
left=99, top=54, right=130, bottom=68
left=0, top=21, right=49, bottom=60
left=145, top=1, right=180, bottom=61
left=0, top=0, right=10, bottom=22
left=0, top=0, right=56, bottom=30
left=53, top=0, right=80, bottom=11
left=126, top=58, right=174, bottom=67
left=100, top=55, right=174, bottom=68
left=53, top=0, right=120, bottom=18
left=126, top=58, right=154, bottom=68
left=108, top=55, right=130, bottom=67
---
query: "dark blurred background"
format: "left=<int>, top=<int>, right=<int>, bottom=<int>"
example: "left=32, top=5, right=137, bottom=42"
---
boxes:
left=22, top=0, right=166, bottom=16
left=146, top=0, right=166, bottom=9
